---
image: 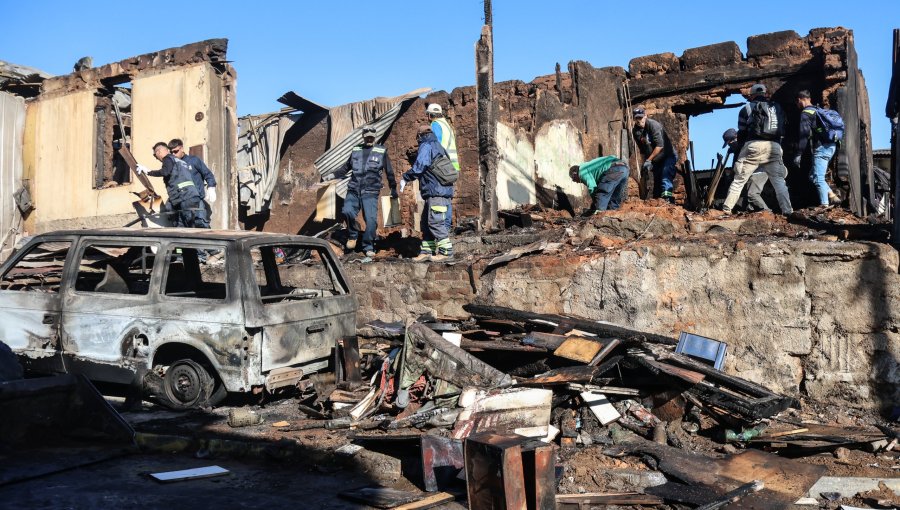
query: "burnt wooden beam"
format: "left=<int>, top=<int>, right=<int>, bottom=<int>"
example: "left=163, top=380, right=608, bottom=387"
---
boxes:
left=463, top=304, right=677, bottom=345
left=40, top=39, right=228, bottom=97
left=628, top=58, right=812, bottom=101
left=475, top=6, right=498, bottom=231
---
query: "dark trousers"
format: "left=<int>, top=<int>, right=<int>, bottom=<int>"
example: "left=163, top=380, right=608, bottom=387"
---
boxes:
left=173, top=198, right=207, bottom=228
left=342, top=191, right=378, bottom=252
left=592, top=164, right=630, bottom=211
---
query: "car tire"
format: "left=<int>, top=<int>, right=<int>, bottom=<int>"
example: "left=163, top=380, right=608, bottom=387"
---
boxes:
left=162, top=359, right=216, bottom=410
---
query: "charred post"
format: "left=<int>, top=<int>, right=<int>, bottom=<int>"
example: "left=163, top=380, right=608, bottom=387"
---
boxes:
left=475, top=3, right=498, bottom=230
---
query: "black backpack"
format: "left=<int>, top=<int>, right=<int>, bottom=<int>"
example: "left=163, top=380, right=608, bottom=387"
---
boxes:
left=747, top=101, right=784, bottom=140
left=429, top=146, right=458, bottom=186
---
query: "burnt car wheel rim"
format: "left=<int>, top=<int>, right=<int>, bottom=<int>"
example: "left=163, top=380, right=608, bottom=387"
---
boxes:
left=166, top=363, right=202, bottom=404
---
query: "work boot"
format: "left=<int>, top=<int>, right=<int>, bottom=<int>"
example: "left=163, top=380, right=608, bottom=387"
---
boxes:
left=432, top=254, right=453, bottom=262
left=364, top=250, right=376, bottom=258
left=828, top=192, right=841, bottom=205
left=345, top=238, right=357, bottom=251
left=412, top=253, right=432, bottom=262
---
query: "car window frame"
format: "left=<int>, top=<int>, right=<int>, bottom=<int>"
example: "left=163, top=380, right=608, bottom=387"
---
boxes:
left=68, top=237, right=162, bottom=301
left=158, top=241, right=231, bottom=304
left=247, top=242, right=350, bottom=305
left=0, top=236, right=76, bottom=295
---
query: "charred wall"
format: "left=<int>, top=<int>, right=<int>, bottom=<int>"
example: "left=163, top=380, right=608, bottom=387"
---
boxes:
left=269, top=27, right=870, bottom=235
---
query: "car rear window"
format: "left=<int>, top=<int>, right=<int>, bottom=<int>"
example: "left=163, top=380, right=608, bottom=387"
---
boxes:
left=250, top=245, right=346, bottom=305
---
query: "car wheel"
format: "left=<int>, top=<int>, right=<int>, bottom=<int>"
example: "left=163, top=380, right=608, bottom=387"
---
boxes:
left=162, top=359, right=214, bottom=410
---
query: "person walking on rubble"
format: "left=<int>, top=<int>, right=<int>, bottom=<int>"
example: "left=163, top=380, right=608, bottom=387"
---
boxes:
left=336, top=126, right=398, bottom=257
left=631, top=107, right=677, bottom=204
left=401, top=125, right=455, bottom=262
left=427, top=103, right=459, bottom=231
left=168, top=138, right=216, bottom=228
left=136, top=142, right=203, bottom=228
left=721, top=84, right=793, bottom=215
left=569, top=155, right=630, bottom=213
left=794, top=90, right=842, bottom=207
left=722, top=128, right=770, bottom=212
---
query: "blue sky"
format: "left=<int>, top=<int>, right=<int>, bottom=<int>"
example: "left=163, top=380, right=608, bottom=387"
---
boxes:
left=2, top=0, right=896, bottom=165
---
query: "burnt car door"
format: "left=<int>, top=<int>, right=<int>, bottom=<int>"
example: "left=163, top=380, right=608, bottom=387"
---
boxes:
left=0, top=237, right=73, bottom=371
left=59, top=238, right=161, bottom=383
left=242, top=240, right=356, bottom=375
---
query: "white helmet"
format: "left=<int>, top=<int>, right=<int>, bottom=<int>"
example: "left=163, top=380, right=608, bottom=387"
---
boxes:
left=426, top=103, right=443, bottom=115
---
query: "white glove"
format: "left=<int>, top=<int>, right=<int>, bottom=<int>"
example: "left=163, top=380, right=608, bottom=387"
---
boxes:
left=399, top=179, right=407, bottom=193
left=206, top=187, right=217, bottom=204
left=135, top=164, right=148, bottom=175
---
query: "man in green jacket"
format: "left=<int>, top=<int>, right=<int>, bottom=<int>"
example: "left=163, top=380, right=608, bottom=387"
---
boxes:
left=570, top=156, right=630, bottom=213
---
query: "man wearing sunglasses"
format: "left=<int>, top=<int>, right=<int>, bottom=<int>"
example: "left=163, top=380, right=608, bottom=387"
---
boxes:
left=168, top=139, right=216, bottom=228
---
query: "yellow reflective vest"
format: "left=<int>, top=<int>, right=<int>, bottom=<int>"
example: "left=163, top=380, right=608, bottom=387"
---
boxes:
left=431, top=117, right=460, bottom=171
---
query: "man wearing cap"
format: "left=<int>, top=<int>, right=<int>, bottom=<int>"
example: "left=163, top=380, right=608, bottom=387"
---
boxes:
left=401, top=125, right=454, bottom=262
left=722, top=128, right=770, bottom=212
left=336, top=126, right=398, bottom=257
left=427, top=103, right=459, bottom=231
left=569, top=156, right=630, bottom=213
left=722, top=83, right=793, bottom=215
left=631, top=108, right=677, bottom=203
left=168, top=138, right=216, bottom=228
left=795, top=90, right=840, bottom=206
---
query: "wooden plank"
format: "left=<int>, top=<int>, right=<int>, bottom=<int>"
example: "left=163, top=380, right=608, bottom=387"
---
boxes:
left=588, top=338, right=620, bottom=366
left=556, top=492, right=663, bottom=505
left=554, top=337, right=603, bottom=363
left=640, top=357, right=706, bottom=385
left=463, top=304, right=677, bottom=345
left=460, top=339, right=547, bottom=353
left=520, top=366, right=603, bottom=386
left=340, top=487, right=421, bottom=508
left=149, top=465, right=229, bottom=483
left=118, top=145, right=157, bottom=197
left=621, top=442, right=826, bottom=509
left=393, top=492, right=455, bottom=510
left=522, top=331, right=567, bottom=350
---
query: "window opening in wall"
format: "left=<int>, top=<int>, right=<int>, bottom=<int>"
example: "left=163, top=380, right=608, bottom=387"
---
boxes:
left=250, top=245, right=346, bottom=305
left=93, top=81, right=133, bottom=189
left=0, top=241, right=71, bottom=293
left=74, top=243, right=156, bottom=295
left=685, top=94, right=746, bottom=171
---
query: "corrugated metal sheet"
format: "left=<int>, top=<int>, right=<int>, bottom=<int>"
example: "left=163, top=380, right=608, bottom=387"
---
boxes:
left=316, top=98, right=416, bottom=198
left=0, top=91, right=25, bottom=261
left=236, top=112, right=298, bottom=215
left=328, top=88, right=429, bottom=146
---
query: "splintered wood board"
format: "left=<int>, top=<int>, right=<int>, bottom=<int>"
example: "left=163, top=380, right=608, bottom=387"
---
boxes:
left=150, top=465, right=229, bottom=483
left=554, top=336, right=603, bottom=363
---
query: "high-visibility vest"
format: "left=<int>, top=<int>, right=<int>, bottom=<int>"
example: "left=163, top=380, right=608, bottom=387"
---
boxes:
left=431, top=118, right=460, bottom=171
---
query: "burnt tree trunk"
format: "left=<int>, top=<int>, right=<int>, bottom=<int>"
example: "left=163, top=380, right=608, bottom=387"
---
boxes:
left=890, top=29, right=900, bottom=243
left=475, top=4, right=498, bottom=231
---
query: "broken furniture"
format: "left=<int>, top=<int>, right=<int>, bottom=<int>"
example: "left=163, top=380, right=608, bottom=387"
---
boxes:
left=464, top=432, right=556, bottom=510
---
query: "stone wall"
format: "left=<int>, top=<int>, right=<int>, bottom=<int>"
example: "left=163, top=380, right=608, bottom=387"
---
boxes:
left=331, top=237, right=899, bottom=411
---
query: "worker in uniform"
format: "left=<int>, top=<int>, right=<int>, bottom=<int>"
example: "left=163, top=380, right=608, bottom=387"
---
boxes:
left=401, top=125, right=454, bottom=262
left=569, top=156, right=630, bottom=213
left=427, top=103, right=459, bottom=230
left=137, top=142, right=202, bottom=228
left=169, top=138, right=216, bottom=228
left=336, top=126, right=398, bottom=257
left=631, top=107, right=677, bottom=203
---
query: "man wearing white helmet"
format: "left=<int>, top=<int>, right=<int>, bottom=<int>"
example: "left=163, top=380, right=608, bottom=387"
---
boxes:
left=427, top=103, right=458, bottom=230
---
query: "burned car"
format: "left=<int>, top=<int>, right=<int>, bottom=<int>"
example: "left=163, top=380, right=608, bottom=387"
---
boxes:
left=0, top=229, right=356, bottom=409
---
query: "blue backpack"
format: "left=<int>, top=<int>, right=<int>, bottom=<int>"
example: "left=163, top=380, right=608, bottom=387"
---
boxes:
left=814, top=107, right=845, bottom=143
